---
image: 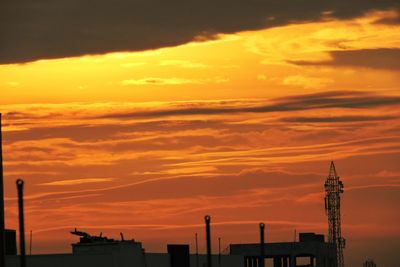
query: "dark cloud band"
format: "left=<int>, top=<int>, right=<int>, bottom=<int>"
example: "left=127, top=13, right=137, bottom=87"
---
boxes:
left=0, top=0, right=399, bottom=64
left=282, top=115, right=397, bottom=123
left=96, top=91, right=400, bottom=119
left=288, top=48, right=400, bottom=70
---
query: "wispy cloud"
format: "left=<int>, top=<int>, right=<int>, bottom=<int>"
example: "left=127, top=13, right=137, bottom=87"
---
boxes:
left=121, top=77, right=202, bottom=85
left=120, top=62, right=146, bottom=68
left=97, top=91, right=400, bottom=119
left=40, top=178, right=114, bottom=186
left=158, top=60, right=207, bottom=68
left=282, top=75, right=333, bottom=89
left=7, top=81, right=20, bottom=86
left=2, top=90, right=399, bottom=257
left=251, top=10, right=400, bottom=66
left=282, top=115, right=397, bottom=123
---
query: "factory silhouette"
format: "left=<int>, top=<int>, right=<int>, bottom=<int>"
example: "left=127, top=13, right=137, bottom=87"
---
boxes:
left=0, top=113, right=346, bottom=267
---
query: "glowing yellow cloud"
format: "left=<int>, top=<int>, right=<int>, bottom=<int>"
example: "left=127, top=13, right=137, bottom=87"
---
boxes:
left=0, top=10, right=399, bottom=105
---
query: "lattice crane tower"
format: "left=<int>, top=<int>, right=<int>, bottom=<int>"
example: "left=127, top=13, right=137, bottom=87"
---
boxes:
left=324, top=161, right=345, bottom=267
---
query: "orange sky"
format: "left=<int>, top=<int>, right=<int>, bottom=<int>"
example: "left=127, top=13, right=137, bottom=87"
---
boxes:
left=1, top=9, right=400, bottom=267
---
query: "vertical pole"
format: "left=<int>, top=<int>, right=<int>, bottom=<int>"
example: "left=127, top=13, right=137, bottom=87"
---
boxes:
left=195, top=232, right=199, bottom=267
left=283, top=257, right=288, bottom=267
left=0, top=114, right=6, bottom=267
left=218, top=237, right=221, bottom=267
left=205, top=215, right=212, bottom=267
left=259, top=223, right=265, bottom=267
left=274, top=257, right=282, bottom=267
left=290, top=255, right=296, bottom=267
left=29, top=230, right=32, bottom=255
left=17, top=179, right=26, bottom=267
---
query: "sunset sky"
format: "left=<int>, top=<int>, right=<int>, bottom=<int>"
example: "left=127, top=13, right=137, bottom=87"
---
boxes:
left=1, top=1, right=400, bottom=266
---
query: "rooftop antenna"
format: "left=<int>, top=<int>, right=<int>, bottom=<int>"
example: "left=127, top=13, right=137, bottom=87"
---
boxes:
left=324, top=161, right=345, bottom=267
left=0, top=114, right=5, bottom=267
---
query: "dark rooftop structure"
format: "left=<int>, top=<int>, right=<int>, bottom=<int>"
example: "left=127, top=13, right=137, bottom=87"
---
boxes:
left=230, top=232, right=336, bottom=267
left=5, top=229, right=17, bottom=256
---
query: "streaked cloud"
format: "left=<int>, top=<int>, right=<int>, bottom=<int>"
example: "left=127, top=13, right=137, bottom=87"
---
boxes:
left=251, top=10, right=400, bottom=65
left=120, top=62, right=146, bottom=68
left=158, top=60, right=207, bottom=68
left=282, top=115, right=397, bottom=123
left=40, top=178, right=114, bottom=186
left=7, top=81, right=19, bottom=86
left=2, top=93, right=399, bottom=264
left=282, top=75, right=333, bottom=89
left=121, top=77, right=202, bottom=86
left=257, top=74, right=267, bottom=81
left=95, top=91, right=400, bottom=119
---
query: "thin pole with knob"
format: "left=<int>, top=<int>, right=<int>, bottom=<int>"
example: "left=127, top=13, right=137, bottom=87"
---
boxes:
left=260, top=223, right=265, bottom=267
left=205, top=215, right=212, bottom=267
left=17, top=179, right=26, bottom=267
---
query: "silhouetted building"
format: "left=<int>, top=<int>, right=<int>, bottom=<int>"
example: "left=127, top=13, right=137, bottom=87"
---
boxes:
left=168, top=245, right=190, bottom=267
left=5, top=229, right=340, bottom=267
left=363, top=259, right=377, bottom=267
left=299, top=233, right=325, bottom=243
left=230, top=232, right=336, bottom=267
left=5, top=229, right=17, bottom=255
left=6, top=230, right=244, bottom=267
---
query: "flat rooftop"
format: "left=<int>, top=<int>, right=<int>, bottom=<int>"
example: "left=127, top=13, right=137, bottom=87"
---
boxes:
left=230, top=241, right=335, bottom=257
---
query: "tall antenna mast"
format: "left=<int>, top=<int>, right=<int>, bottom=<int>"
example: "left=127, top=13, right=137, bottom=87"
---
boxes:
left=324, top=161, right=345, bottom=267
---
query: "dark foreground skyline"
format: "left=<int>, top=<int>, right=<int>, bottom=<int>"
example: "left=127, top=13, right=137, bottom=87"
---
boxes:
left=1, top=1, right=399, bottom=267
